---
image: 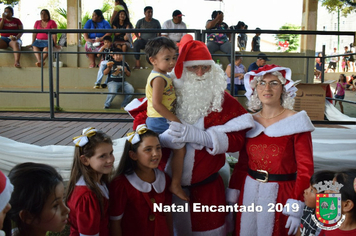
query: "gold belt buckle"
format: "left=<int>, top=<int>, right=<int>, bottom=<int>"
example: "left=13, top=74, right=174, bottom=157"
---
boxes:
left=256, top=169, right=269, bottom=183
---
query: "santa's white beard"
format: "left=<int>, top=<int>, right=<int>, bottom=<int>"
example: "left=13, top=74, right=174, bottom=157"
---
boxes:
left=174, top=63, right=227, bottom=124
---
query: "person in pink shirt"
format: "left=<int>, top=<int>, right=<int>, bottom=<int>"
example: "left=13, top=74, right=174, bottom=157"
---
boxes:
left=0, top=6, right=23, bottom=68
left=32, top=9, right=61, bottom=67
left=334, top=74, right=347, bottom=114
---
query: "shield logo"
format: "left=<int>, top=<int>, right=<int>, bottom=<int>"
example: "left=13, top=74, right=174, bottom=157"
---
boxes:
left=315, top=193, right=342, bottom=225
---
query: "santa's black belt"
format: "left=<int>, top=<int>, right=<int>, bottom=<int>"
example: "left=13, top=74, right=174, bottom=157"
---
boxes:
left=183, top=172, right=219, bottom=188
left=248, top=168, right=297, bottom=183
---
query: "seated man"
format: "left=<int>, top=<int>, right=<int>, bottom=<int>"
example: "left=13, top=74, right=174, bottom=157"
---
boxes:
left=161, top=10, right=187, bottom=43
left=103, top=48, right=134, bottom=109
left=133, top=6, right=161, bottom=69
left=247, top=53, right=270, bottom=72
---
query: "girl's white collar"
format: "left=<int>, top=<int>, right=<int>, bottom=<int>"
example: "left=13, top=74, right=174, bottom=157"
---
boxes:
left=125, top=169, right=166, bottom=193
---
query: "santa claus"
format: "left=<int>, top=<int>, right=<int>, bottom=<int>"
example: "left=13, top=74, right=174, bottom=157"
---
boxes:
left=159, top=37, right=254, bottom=235
left=125, top=36, right=254, bottom=235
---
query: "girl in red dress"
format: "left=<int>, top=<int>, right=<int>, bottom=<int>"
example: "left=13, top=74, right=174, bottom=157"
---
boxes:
left=66, top=127, right=115, bottom=236
left=109, top=124, right=173, bottom=236
left=5, top=163, right=69, bottom=236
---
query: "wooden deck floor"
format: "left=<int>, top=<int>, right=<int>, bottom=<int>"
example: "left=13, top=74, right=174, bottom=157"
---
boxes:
left=0, top=112, right=134, bottom=146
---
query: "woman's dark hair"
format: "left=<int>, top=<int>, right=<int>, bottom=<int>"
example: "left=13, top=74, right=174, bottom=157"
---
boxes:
left=115, top=129, right=159, bottom=176
left=41, top=9, right=51, bottom=20
left=66, top=130, right=113, bottom=216
left=310, top=170, right=335, bottom=186
left=5, top=6, right=14, bottom=15
left=234, top=52, right=242, bottom=61
left=340, top=74, right=346, bottom=82
left=334, top=169, right=356, bottom=217
left=112, top=10, right=133, bottom=28
left=115, top=0, right=130, bottom=17
left=93, top=9, right=104, bottom=21
left=144, top=37, right=177, bottom=65
left=211, top=10, right=223, bottom=19
left=6, top=162, right=63, bottom=234
left=236, top=21, right=245, bottom=29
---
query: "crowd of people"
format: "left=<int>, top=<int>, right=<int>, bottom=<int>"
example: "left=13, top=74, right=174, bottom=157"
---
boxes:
left=1, top=35, right=356, bottom=236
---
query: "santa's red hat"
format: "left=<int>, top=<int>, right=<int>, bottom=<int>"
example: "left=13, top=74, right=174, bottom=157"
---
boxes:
left=0, top=170, right=13, bottom=212
left=175, top=38, right=214, bottom=79
left=244, top=64, right=296, bottom=100
left=124, top=97, right=148, bottom=130
left=177, top=34, right=193, bottom=53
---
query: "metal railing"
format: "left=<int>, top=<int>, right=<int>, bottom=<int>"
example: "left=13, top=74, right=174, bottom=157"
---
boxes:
left=0, top=28, right=355, bottom=124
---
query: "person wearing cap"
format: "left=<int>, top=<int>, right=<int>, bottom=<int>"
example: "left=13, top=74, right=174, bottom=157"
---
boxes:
left=159, top=35, right=254, bottom=235
left=251, top=27, right=261, bottom=52
left=248, top=52, right=270, bottom=72
left=206, top=10, right=232, bottom=62
left=227, top=64, right=314, bottom=236
left=326, top=47, right=339, bottom=73
left=161, top=10, right=187, bottom=43
left=133, top=6, right=161, bottom=69
left=0, top=170, right=13, bottom=235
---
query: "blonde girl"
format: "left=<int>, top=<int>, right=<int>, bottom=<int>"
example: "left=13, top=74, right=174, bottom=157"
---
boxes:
left=66, top=127, right=114, bottom=236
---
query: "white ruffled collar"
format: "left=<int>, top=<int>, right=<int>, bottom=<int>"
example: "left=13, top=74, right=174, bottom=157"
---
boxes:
left=75, top=176, right=109, bottom=199
left=246, top=110, right=315, bottom=138
left=125, top=169, right=166, bottom=193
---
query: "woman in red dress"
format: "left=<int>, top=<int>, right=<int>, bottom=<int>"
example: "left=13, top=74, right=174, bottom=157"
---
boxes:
left=227, top=65, right=315, bottom=236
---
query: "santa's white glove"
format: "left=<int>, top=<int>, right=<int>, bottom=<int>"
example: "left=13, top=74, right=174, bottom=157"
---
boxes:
left=282, top=199, right=305, bottom=235
left=285, top=215, right=300, bottom=235
left=168, top=121, right=213, bottom=148
left=159, top=130, right=185, bottom=149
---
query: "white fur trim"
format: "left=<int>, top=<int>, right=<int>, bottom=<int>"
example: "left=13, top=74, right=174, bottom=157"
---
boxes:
left=226, top=188, right=240, bottom=204
left=183, top=60, right=214, bottom=67
left=0, top=176, right=13, bottom=212
left=171, top=189, right=192, bottom=235
left=282, top=198, right=305, bottom=218
left=206, top=129, right=229, bottom=155
left=205, top=114, right=254, bottom=155
left=240, top=176, right=279, bottom=236
left=207, top=113, right=255, bottom=134
left=125, top=169, right=166, bottom=193
left=124, top=98, right=147, bottom=115
left=80, top=233, right=99, bottom=236
left=246, top=111, right=315, bottom=138
left=110, top=213, right=123, bottom=221
left=165, top=143, right=195, bottom=186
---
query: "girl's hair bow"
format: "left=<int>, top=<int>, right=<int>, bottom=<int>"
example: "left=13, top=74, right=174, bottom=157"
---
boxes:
left=73, top=127, right=98, bottom=147
left=126, top=124, right=148, bottom=144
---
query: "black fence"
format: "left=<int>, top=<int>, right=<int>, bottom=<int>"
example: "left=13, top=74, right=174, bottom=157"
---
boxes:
left=0, top=28, right=356, bottom=124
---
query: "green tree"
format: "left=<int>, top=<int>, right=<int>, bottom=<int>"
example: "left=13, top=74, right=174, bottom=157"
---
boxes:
left=274, top=24, right=301, bottom=52
left=320, top=0, right=356, bottom=16
left=0, top=0, right=19, bottom=5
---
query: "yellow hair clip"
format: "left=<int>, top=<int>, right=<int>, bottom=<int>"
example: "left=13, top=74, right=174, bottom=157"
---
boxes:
left=126, top=124, right=148, bottom=144
left=73, top=127, right=98, bottom=147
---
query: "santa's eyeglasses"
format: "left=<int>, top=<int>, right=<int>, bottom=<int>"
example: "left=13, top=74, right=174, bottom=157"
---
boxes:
left=186, top=65, right=211, bottom=73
